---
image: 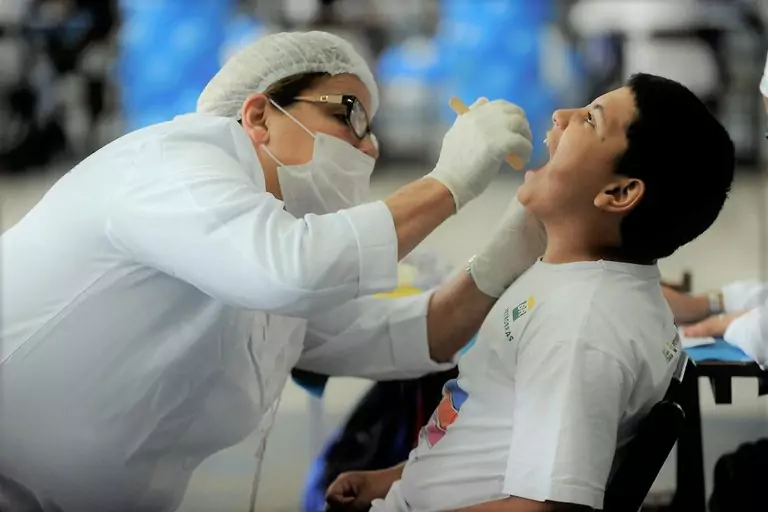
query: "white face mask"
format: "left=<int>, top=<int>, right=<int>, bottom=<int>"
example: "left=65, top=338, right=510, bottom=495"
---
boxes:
left=761, top=61, right=768, bottom=97
left=261, top=100, right=376, bottom=217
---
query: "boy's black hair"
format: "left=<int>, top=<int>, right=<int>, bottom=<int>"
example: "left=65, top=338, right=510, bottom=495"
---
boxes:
left=615, top=73, right=735, bottom=262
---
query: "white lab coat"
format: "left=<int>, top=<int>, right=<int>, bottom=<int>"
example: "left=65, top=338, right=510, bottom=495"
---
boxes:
left=721, top=280, right=768, bottom=368
left=0, top=114, right=452, bottom=512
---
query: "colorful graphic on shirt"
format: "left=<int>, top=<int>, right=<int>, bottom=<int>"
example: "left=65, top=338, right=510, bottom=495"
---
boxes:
left=424, top=379, right=468, bottom=447
left=512, top=296, right=536, bottom=321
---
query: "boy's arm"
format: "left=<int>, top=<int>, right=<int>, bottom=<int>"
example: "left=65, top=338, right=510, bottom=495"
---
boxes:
left=326, top=463, right=406, bottom=510
left=451, top=496, right=591, bottom=511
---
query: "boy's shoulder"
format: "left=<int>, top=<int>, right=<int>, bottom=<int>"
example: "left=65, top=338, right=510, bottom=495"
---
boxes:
left=506, top=264, right=674, bottom=351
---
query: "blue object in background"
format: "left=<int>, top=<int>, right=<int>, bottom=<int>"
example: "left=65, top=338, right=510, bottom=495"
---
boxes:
left=221, top=14, right=269, bottom=65
left=118, top=0, right=235, bottom=132
left=378, top=37, right=445, bottom=87
left=438, top=0, right=557, bottom=164
left=686, top=339, right=753, bottom=363
left=375, top=37, right=447, bottom=159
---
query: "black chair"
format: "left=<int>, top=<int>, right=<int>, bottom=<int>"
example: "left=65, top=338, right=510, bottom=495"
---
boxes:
left=603, top=352, right=692, bottom=512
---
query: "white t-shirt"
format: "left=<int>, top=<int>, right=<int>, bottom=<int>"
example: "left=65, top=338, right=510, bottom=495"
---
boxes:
left=372, top=259, right=681, bottom=511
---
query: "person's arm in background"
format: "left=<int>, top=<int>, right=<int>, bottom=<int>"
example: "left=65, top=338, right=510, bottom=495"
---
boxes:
left=662, top=279, right=768, bottom=327
left=661, top=286, right=712, bottom=325
left=672, top=280, right=768, bottom=338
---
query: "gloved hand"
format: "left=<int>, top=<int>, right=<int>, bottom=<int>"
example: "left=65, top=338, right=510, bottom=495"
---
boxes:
left=426, top=98, right=533, bottom=211
left=469, top=198, right=547, bottom=298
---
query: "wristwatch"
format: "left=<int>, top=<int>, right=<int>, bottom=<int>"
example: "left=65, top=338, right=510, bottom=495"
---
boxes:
left=465, top=255, right=477, bottom=279
left=707, top=290, right=724, bottom=315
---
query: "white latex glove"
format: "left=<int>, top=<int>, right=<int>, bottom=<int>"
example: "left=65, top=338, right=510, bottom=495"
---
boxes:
left=468, top=198, right=547, bottom=298
left=426, top=98, right=533, bottom=211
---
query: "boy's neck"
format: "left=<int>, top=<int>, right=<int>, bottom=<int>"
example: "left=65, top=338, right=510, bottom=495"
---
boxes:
left=541, top=238, right=604, bottom=264
left=542, top=219, right=652, bottom=265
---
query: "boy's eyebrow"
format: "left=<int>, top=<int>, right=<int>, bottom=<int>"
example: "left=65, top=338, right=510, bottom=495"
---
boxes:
left=592, top=104, right=606, bottom=125
left=592, top=104, right=608, bottom=141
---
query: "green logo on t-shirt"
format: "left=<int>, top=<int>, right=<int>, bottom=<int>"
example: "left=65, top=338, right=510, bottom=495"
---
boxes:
left=512, top=296, right=536, bottom=321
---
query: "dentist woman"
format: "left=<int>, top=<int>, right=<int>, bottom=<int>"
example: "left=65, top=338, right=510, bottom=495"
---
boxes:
left=0, top=31, right=545, bottom=511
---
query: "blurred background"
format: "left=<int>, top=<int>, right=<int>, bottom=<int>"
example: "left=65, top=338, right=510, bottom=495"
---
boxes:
left=1, top=0, right=767, bottom=510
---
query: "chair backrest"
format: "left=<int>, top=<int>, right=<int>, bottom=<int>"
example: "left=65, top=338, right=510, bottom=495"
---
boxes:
left=603, top=353, right=691, bottom=512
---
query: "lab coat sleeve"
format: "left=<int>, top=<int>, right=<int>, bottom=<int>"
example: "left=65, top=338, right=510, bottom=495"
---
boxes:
left=760, top=50, right=768, bottom=97
left=105, top=142, right=398, bottom=316
left=721, top=280, right=768, bottom=313
left=295, top=292, right=457, bottom=380
left=723, top=305, right=768, bottom=369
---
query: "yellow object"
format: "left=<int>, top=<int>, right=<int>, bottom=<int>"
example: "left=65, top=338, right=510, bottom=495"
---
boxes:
left=448, top=97, right=525, bottom=171
left=375, top=263, right=425, bottom=298
left=376, top=285, right=424, bottom=299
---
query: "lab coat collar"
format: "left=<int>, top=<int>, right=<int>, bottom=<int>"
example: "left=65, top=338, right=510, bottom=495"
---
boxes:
left=173, top=113, right=267, bottom=190
left=228, top=118, right=268, bottom=189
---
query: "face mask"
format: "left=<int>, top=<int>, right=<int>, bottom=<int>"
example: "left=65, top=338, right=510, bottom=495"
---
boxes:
left=261, top=101, right=376, bottom=217
left=761, top=71, right=768, bottom=98
left=761, top=54, right=768, bottom=97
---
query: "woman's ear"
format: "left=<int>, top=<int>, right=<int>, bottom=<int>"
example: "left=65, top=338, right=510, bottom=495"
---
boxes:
left=593, top=177, right=645, bottom=214
left=241, top=93, right=270, bottom=144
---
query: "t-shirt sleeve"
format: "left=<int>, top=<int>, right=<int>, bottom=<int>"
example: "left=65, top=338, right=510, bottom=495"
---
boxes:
left=503, top=338, right=634, bottom=509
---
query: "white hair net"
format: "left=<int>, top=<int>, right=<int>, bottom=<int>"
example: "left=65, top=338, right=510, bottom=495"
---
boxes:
left=197, top=31, right=379, bottom=119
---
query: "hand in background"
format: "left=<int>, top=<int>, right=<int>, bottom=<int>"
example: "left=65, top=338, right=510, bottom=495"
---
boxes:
left=683, top=310, right=751, bottom=338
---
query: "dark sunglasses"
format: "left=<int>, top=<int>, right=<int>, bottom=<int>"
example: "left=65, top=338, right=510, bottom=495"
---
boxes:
left=294, top=94, right=371, bottom=140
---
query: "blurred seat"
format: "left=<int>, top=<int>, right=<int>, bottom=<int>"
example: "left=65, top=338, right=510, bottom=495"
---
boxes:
left=603, top=352, right=691, bottom=512
left=570, top=0, right=702, bottom=34
left=570, top=0, right=717, bottom=97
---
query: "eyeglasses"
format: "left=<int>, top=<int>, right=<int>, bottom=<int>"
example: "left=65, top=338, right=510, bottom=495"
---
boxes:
left=294, top=94, right=371, bottom=140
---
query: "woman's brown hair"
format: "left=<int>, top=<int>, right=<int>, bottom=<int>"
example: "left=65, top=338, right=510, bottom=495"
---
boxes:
left=263, top=72, right=330, bottom=108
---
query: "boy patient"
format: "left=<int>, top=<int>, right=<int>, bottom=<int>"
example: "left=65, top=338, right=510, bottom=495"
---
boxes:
left=326, top=73, right=735, bottom=512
